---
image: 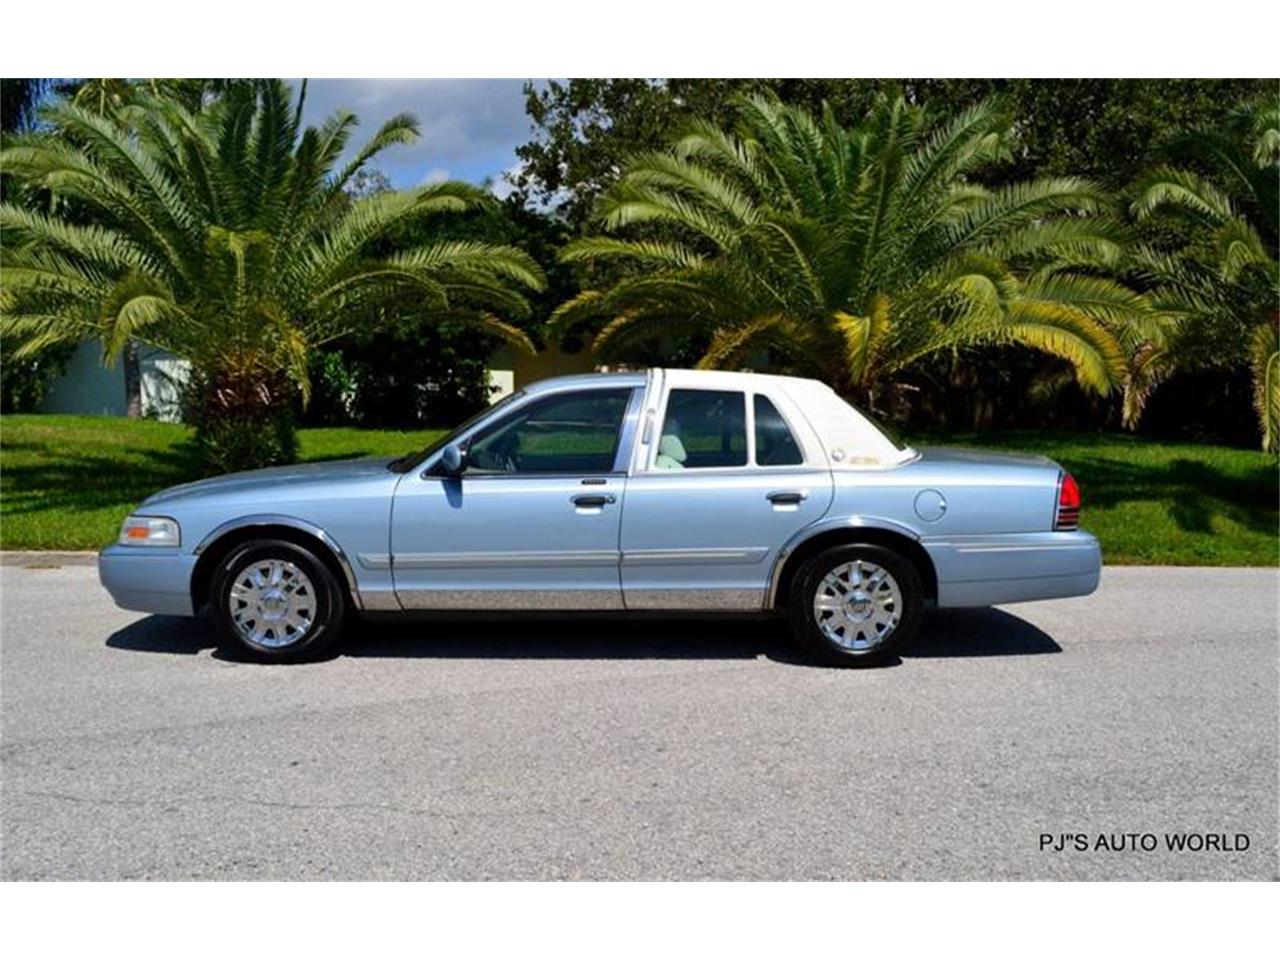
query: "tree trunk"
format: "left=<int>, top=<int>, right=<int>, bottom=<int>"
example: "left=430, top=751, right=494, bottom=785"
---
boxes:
left=122, top=341, right=142, bottom=418
left=186, top=364, right=298, bottom=474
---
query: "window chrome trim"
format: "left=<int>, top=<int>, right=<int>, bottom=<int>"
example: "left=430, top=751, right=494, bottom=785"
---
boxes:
left=419, top=385, right=640, bottom=480
left=750, top=392, right=810, bottom=467
left=628, top=466, right=831, bottom=481
left=612, top=387, right=646, bottom=473
left=417, top=472, right=627, bottom=484
left=646, top=386, right=750, bottom=473
left=640, top=384, right=818, bottom=474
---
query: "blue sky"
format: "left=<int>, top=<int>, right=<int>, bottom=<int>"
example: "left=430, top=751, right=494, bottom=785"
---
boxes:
left=294, top=79, right=543, bottom=192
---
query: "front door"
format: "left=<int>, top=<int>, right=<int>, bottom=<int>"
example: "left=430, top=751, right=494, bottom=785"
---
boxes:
left=620, top=384, right=833, bottom=610
left=390, top=387, right=637, bottom=609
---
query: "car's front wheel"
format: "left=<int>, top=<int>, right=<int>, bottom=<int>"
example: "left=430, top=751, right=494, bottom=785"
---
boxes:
left=789, top=544, right=923, bottom=666
left=210, top=539, right=346, bottom=661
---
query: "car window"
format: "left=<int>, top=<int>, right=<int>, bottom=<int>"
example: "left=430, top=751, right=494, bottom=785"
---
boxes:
left=390, top=390, right=526, bottom=473
left=465, top=388, right=631, bottom=475
left=657, top=389, right=747, bottom=469
left=753, top=394, right=804, bottom=465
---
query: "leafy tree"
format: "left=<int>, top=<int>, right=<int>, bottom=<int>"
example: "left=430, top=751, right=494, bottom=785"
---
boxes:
left=59, top=78, right=221, bottom=115
left=1125, top=96, right=1279, bottom=451
left=0, top=80, right=544, bottom=471
left=303, top=183, right=578, bottom=429
left=306, top=322, right=500, bottom=429
left=516, top=79, right=1273, bottom=227
left=29, top=78, right=212, bottom=417
left=550, top=93, right=1147, bottom=407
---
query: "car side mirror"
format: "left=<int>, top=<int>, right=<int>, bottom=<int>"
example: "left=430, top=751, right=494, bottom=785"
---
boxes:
left=439, top=443, right=467, bottom=476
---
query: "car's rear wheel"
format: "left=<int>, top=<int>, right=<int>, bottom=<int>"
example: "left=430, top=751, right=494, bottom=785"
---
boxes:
left=788, top=544, right=923, bottom=666
left=210, top=539, right=346, bottom=661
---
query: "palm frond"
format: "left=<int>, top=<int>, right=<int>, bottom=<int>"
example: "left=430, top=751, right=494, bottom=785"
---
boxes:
left=999, top=300, right=1127, bottom=395
left=1131, top=165, right=1235, bottom=225
left=0, top=80, right=543, bottom=420
left=328, top=112, right=420, bottom=198
left=698, top=315, right=788, bottom=369
left=473, top=312, right=537, bottom=355
left=1214, top=217, right=1274, bottom=282
left=560, top=237, right=705, bottom=269
left=831, top=294, right=892, bottom=385
left=1251, top=320, right=1279, bottom=453
left=562, top=93, right=1157, bottom=406
left=389, top=241, right=545, bottom=291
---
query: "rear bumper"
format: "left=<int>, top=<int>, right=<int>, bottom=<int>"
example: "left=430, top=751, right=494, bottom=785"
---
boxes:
left=923, top=530, right=1102, bottom=608
left=98, top=545, right=197, bottom=617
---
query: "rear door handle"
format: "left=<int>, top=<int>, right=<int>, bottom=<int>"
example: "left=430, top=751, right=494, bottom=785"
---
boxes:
left=766, top=490, right=807, bottom=505
left=572, top=494, right=616, bottom=508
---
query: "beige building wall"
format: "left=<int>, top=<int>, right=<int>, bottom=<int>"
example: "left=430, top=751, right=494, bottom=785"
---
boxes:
left=486, top=343, right=601, bottom=398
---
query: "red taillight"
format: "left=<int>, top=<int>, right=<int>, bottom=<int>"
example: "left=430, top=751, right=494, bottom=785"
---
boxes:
left=1056, top=472, right=1081, bottom=530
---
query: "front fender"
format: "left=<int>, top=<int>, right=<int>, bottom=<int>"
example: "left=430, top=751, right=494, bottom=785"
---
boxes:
left=192, top=513, right=365, bottom=610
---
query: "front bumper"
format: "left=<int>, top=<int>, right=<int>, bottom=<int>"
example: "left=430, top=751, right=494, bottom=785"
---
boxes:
left=98, top=544, right=199, bottom=617
left=923, top=529, right=1102, bottom=608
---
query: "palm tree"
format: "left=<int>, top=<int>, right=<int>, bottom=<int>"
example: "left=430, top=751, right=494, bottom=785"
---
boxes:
left=0, top=80, right=544, bottom=470
left=1126, top=96, right=1279, bottom=451
left=550, top=94, right=1145, bottom=410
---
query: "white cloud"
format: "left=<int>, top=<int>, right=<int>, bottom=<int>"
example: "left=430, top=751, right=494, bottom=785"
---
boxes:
left=489, top=160, right=524, bottom=200
left=293, top=79, right=543, bottom=188
left=489, top=157, right=568, bottom=213
left=421, top=167, right=451, bottom=185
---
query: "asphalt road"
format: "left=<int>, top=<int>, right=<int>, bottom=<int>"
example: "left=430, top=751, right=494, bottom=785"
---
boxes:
left=1, top=561, right=1276, bottom=880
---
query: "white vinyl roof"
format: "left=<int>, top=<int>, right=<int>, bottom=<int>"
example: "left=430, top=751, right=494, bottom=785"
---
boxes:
left=777, top=376, right=915, bottom=467
left=654, top=368, right=915, bottom=468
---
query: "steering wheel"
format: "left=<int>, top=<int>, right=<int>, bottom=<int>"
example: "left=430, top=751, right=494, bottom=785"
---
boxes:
left=490, top=433, right=521, bottom=473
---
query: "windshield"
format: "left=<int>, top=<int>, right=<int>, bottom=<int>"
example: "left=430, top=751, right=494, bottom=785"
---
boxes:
left=387, top=390, right=527, bottom=473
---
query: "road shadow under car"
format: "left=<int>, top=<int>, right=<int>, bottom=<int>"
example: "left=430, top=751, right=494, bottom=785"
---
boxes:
left=106, top=606, right=1060, bottom=667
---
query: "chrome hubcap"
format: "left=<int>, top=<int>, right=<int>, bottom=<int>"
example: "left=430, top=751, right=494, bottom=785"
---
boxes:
left=813, top=559, right=901, bottom=650
left=228, top=558, right=315, bottom=648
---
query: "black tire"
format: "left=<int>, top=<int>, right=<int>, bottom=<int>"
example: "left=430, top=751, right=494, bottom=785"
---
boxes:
left=210, top=538, right=346, bottom=662
left=788, top=543, right=923, bottom=667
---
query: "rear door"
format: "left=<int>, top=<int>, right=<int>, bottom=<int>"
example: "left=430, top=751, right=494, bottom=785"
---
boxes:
left=619, top=374, right=833, bottom=610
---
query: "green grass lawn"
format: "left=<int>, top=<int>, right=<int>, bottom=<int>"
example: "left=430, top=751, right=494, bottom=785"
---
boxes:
left=905, top=429, right=1277, bottom=566
left=1, top=414, right=1275, bottom=564
left=0, top=415, right=446, bottom=551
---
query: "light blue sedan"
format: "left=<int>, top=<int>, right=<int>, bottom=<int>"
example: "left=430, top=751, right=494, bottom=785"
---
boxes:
left=99, top=369, right=1100, bottom=665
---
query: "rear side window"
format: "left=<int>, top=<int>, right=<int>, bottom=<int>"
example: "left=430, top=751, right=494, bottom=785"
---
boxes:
left=753, top=394, right=804, bottom=465
left=657, top=389, right=747, bottom=469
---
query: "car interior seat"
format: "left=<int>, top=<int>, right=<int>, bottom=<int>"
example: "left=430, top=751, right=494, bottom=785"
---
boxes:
left=655, top=432, right=688, bottom=469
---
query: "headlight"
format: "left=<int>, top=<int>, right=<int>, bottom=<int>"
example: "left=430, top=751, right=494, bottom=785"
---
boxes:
left=118, top=515, right=181, bottom=547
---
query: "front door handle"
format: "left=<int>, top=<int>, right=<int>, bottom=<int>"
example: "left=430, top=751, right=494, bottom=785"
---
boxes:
left=766, top=490, right=808, bottom=505
left=572, top=493, right=616, bottom=508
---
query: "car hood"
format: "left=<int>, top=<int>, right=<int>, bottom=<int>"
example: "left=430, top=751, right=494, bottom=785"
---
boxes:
left=914, top=446, right=1055, bottom=469
left=141, top=457, right=398, bottom=506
